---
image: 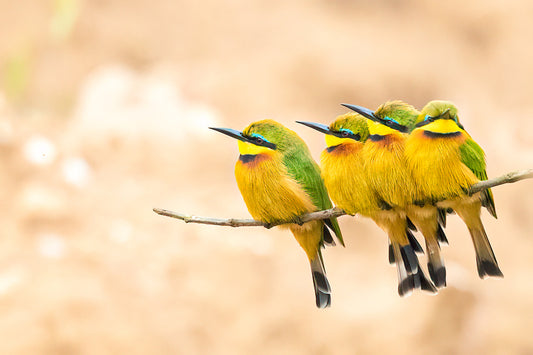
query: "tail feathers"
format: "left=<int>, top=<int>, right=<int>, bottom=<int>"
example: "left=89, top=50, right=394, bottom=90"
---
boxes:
left=470, top=226, right=503, bottom=278
left=417, top=267, right=438, bottom=294
left=437, top=208, right=448, bottom=228
left=323, top=218, right=345, bottom=247
left=389, top=231, right=423, bottom=265
left=310, top=257, right=331, bottom=308
left=322, top=224, right=335, bottom=247
left=406, top=217, right=417, bottom=232
left=400, top=244, right=419, bottom=274
left=481, top=187, right=497, bottom=219
left=397, top=263, right=437, bottom=296
left=392, top=241, right=438, bottom=296
left=391, top=242, right=420, bottom=297
left=426, top=239, right=447, bottom=288
left=436, top=223, right=449, bottom=246
left=407, top=229, right=424, bottom=254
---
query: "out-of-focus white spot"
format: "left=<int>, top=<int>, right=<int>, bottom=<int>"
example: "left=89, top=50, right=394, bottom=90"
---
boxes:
left=183, top=104, right=219, bottom=138
left=445, top=261, right=474, bottom=291
left=37, top=233, right=66, bottom=259
left=0, top=268, right=24, bottom=296
left=18, top=184, right=67, bottom=217
left=73, top=64, right=221, bottom=142
left=109, top=219, right=133, bottom=243
left=23, top=135, right=57, bottom=165
left=62, top=157, right=91, bottom=187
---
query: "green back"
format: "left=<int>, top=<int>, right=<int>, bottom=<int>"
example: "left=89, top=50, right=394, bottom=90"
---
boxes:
left=283, top=145, right=345, bottom=246
left=245, top=120, right=344, bottom=245
left=459, top=138, right=496, bottom=217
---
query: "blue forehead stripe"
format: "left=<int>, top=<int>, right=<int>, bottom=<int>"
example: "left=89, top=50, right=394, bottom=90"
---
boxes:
left=250, top=133, right=268, bottom=142
left=425, top=114, right=431, bottom=121
left=339, top=128, right=354, bottom=135
left=384, top=116, right=400, bottom=124
left=250, top=132, right=268, bottom=141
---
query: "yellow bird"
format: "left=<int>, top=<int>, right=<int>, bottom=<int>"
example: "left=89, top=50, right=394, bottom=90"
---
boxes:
left=404, top=100, right=502, bottom=279
left=298, top=111, right=436, bottom=297
left=210, top=120, right=344, bottom=308
left=341, top=102, right=450, bottom=288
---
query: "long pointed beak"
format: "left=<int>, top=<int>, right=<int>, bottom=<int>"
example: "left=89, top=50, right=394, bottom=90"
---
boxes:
left=439, top=108, right=452, bottom=120
left=341, top=103, right=379, bottom=122
left=296, top=121, right=332, bottom=135
left=341, top=103, right=409, bottom=133
left=209, top=127, right=248, bottom=142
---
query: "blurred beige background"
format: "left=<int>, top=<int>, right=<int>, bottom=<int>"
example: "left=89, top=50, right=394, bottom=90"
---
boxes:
left=1, top=0, right=533, bottom=354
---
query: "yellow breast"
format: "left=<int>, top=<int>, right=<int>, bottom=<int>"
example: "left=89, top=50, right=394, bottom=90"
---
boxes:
left=362, top=134, right=416, bottom=207
left=321, top=142, right=378, bottom=215
left=235, top=152, right=315, bottom=224
left=422, top=119, right=461, bottom=134
left=404, top=129, right=478, bottom=202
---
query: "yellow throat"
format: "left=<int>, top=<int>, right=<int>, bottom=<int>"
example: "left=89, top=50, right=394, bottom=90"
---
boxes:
left=367, top=120, right=398, bottom=135
left=325, top=134, right=353, bottom=148
left=238, top=140, right=273, bottom=155
left=423, top=119, right=462, bottom=134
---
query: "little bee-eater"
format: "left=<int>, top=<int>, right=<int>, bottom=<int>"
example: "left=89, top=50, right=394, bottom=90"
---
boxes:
left=344, top=102, right=450, bottom=288
left=404, top=100, right=502, bottom=279
left=298, top=111, right=436, bottom=297
left=210, top=120, right=344, bottom=308
left=340, top=102, right=439, bottom=295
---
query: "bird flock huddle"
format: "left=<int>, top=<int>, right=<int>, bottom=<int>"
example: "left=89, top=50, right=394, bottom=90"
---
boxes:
left=210, top=100, right=502, bottom=308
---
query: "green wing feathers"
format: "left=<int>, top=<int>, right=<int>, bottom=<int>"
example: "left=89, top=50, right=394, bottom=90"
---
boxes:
left=283, top=150, right=345, bottom=246
left=459, top=138, right=497, bottom=218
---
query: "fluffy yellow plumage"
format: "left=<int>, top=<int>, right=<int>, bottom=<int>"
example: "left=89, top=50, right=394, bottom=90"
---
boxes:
left=405, top=101, right=502, bottom=278
left=235, top=151, right=315, bottom=224
left=406, top=129, right=476, bottom=201
left=299, top=109, right=436, bottom=296
left=211, top=119, right=344, bottom=308
left=362, top=128, right=416, bottom=209
left=320, top=115, right=378, bottom=216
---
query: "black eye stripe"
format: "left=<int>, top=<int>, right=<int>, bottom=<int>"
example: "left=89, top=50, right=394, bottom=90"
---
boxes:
left=331, top=130, right=361, bottom=141
left=415, top=115, right=463, bottom=129
left=415, top=117, right=434, bottom=128
left=243, top=135, right=277, bottom=150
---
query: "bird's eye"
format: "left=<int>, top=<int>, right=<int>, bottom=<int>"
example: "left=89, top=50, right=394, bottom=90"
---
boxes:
left=424, top=115, right=431, bottom=121
left=255, top=137, right=264, bottom=144
left=341, top=131, right=350, bottom=137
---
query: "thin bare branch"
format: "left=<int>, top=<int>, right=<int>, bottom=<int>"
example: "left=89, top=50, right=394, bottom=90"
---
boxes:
left=152, top=207, right=346, bottom=228
left=468, top=168, right=533, bottom=195
left=154, top=168, right=533, bottom=228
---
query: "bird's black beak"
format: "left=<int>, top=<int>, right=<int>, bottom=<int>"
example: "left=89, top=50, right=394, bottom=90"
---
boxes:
left=296, top=121, right=332, bottom=135
left=341, top=103, right=409, bottom=133
left=438, top=108, right=453, bottom=120
left=209, top=127, right=249, bottom=142
left=341, top=103, right=379, bottom=122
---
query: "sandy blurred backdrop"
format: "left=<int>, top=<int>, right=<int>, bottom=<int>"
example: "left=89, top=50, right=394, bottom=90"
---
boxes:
left=1, top=0, right=533, bottom=354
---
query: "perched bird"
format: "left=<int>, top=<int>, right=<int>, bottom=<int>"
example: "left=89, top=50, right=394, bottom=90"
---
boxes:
left=343, top=102, right=450, bottom=288
left=298, top=111, right=435, bottom=297
left=210, top=120, right=344, bottom=308
left=403, top=100, right=502, bottom=279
